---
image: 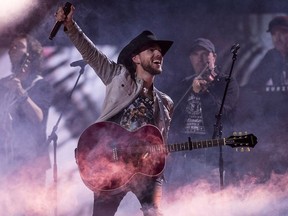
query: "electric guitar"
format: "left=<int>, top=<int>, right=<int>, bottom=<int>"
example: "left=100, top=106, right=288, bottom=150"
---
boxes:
left=75, top=121, right=257, bottom=192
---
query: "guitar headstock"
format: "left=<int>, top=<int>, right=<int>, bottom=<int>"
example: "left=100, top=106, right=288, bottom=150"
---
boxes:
left=225, top=132, right=258, bottom=151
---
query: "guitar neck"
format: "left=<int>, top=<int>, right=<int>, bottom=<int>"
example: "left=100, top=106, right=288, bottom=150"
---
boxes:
left=166, top=138, right=225, bottom=153
left=147, top=138, right=225, bottom=154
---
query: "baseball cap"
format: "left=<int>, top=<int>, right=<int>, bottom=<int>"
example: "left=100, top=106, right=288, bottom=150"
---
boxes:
left=267, top=15, right=288, bottom=32
left=190, top=38, right=216, bottom=53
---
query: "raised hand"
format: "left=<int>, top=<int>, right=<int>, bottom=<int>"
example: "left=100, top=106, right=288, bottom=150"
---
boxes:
left=54, top=3, right=75, bottom=30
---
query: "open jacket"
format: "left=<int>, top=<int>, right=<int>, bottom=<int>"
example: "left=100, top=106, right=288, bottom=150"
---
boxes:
left=65, top=22, right=174, bottom=142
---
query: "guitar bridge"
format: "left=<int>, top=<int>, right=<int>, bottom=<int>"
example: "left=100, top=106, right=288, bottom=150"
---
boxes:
left=112, top=147, right=118, bottom=161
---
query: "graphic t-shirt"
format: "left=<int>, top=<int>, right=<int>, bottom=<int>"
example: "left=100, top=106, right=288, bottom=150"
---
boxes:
left=182, top=93, right=206, bottom=135
left=112, top=94, right=155, bottom=131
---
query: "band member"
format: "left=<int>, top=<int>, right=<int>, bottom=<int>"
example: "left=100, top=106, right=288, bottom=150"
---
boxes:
left=245, top=15, right=288, bottom=125
left=55, top=4, right=173, bottom=216
left=240, top=15, right=288, bottom=183
left=0, top=34, right=53, bottom=215
left=166, top=38, right=239, bottom=188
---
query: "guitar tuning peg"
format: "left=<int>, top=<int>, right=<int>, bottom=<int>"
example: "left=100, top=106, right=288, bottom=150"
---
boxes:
left=236, top=147, right=246, bottom=152
left=236, top=147, right=251, bottom=152
left=233, top=131, right=243, bottom=136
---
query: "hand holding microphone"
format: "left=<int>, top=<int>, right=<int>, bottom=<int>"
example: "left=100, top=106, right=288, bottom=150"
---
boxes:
left=49, top=2, right=74, bottom=40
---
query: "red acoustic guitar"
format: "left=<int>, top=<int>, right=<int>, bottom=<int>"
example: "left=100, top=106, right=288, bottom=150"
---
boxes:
left=75, top=121, right=257, bottom=192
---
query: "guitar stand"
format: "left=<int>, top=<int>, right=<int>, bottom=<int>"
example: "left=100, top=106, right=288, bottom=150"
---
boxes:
left=45, top=60, right=87, bottom=216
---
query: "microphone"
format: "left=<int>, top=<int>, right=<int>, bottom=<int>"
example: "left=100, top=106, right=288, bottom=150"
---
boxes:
left=230, top=43, right=240, bottom=53
left=49, top=2, right=72, bottom=40
left=70, top=60, right=87, bottom=68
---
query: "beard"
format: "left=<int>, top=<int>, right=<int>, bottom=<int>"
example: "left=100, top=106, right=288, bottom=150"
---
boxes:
left=141, top=61, right=162, bottom=76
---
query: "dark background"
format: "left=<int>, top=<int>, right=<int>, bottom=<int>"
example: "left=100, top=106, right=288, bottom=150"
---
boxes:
left=1, top=0, right=288, bottom=88
left=0, top=1, right=288, bottom=215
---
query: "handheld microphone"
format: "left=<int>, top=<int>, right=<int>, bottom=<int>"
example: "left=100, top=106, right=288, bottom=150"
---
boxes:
left=49, top=2, right=72, bottom=40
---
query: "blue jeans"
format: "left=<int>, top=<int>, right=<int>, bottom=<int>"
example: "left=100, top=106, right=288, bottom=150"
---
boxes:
left=92, top=176, right=163, bottom=216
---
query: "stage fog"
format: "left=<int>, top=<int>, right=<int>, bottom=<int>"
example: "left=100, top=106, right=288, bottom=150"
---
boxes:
left=0, top=0, right=288, bottom=215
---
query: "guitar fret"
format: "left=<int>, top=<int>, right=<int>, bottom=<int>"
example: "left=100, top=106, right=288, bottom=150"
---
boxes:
left=208, top=140, right=212, bottom=147
left=171, top=144, right=177, bottom=152
left=203, top=141, right=206, bottom=147
left=185, top=142, right=189, bottom=151
left=192, top=141, right=202, bottom=149
left=180, top=143, right=185, bottom=151
left=171, top=144, right=175, bottom=152
left=173, top=144, right=177, bottom=151
left=212, top=139, right=218, bottom=147
left=211, top=140, right=216, bottom=147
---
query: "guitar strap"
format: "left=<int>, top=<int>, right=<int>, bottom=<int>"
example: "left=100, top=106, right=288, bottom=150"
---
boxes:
left=25, top=75, right=43, bottom=92
left=155, top=89, right=169, bottom=145
left=155, top=89, right=172, bottom=183
left=9, top=75, right=43, bottom=107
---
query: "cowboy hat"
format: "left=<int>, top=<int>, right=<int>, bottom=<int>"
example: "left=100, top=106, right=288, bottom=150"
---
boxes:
left=117, top=30, right=173, bottom=69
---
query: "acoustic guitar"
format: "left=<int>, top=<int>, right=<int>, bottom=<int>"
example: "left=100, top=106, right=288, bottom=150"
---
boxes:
left=75, top=121, right=257, bottom=192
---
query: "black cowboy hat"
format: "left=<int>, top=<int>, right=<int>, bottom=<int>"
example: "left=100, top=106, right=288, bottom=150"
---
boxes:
left=117, top=30, right=173, bottom=69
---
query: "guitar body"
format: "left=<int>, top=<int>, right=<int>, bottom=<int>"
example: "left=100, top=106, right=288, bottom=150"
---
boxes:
left=75, top=121, right=166, bottom=192
left=75, top=121, right=258, bottom=193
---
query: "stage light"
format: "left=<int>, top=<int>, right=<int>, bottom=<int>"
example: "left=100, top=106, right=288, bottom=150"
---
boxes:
left=0, top=0, right=39, bottom=32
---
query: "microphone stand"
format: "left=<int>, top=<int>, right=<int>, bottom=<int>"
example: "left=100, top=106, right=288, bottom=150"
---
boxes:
left=212, top=44, right=239, bottom=190
left=46, top=61, right=87, bottom=216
